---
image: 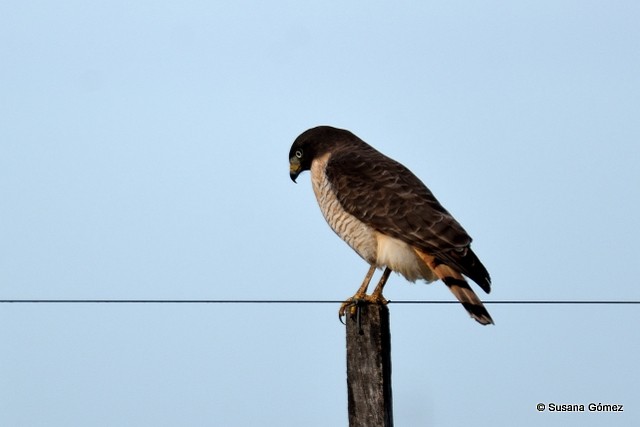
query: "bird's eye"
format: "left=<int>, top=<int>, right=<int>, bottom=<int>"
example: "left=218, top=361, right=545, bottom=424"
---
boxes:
left=295, top=149, right=303, bottom=159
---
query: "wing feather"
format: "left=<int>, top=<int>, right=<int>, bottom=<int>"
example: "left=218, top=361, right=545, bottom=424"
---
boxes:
left=324, top=144, right=491, bottom=292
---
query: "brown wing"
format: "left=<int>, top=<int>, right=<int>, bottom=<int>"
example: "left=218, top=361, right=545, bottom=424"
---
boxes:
left=325, top=143, right=491, bottom=293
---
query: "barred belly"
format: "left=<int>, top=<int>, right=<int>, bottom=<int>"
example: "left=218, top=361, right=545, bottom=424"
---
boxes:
left=310, top=154, right=378, bottom=265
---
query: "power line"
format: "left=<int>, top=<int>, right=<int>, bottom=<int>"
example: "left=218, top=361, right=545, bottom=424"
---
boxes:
left=0, top=299, right=638, bottom=304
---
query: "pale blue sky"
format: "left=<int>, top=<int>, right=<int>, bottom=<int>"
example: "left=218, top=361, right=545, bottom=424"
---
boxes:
left=1, top=1, right=639, bottom=426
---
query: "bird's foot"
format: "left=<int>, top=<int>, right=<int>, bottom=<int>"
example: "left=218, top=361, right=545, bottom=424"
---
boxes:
left=368, top=290, right=389, bottom=306
left=338, top=297, right=359, bottom=323
left=338, top=293, right=389, bottom=324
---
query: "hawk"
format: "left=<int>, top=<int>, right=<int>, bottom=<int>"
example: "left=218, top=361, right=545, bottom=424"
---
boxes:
left=289, top=126, right=493, bottom=325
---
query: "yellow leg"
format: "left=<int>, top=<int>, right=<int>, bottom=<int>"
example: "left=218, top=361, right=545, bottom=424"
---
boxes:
left=339, top=266, right=392, bottom=321
left=369, top=267, right=391, bottom=305
left=338, top=265, right=376, bottom=320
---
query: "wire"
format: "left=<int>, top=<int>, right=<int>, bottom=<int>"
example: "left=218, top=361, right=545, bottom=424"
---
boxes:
left=0, top=299, right=638, bottom=304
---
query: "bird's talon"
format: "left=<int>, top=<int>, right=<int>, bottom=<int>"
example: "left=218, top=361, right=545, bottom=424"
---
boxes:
left=338, top=294, right=390, bottom=324
left=349, top=300, right=360, bottom=316
left=338, top=297, right=362, bottom=323
left=338, top=298, right=353, bottom=324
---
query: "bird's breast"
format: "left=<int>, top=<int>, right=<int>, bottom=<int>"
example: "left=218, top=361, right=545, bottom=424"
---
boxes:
left=310, top=154, right=378, bottom=264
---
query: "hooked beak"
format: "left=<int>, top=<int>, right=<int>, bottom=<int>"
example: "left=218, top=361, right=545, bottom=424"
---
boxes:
left=289, top=158, right=301, bottom=183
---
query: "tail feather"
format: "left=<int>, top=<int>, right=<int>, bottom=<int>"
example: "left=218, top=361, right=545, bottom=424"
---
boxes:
left=439, top=247, right=491, bottom=293
left=414, top=249, right=494, bottom=325
left=441, top=275, right=494, bottom=325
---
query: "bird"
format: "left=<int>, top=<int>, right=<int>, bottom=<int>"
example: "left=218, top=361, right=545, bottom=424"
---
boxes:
left=289, top=125, right=494, bottom=325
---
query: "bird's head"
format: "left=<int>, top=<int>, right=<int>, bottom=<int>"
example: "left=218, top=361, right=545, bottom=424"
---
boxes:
left=289, top=126, right=355, bottom=183
left=288, top=139, right=313, bottom=183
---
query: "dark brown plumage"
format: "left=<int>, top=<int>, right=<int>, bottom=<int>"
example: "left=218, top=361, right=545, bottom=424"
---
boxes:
left=289, top=125, right=493, bottom=325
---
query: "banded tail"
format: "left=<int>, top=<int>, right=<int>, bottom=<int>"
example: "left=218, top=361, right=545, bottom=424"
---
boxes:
left=414, top=250, right=494, bottom=325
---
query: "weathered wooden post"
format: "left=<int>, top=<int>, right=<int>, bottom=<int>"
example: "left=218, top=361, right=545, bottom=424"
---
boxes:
left=346, top=303, right=393, bottom=427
